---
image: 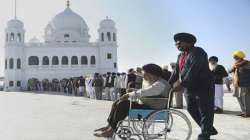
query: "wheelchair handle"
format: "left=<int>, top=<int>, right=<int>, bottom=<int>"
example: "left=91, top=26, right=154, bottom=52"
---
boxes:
left=167, top=88, right=175, bottom=109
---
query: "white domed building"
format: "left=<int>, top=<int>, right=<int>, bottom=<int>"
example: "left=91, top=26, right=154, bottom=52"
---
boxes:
left=4, top=2, right=118, bottom=91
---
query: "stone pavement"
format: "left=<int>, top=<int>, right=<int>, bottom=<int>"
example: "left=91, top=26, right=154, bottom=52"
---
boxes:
left=0, top=91, right=249, bottom=140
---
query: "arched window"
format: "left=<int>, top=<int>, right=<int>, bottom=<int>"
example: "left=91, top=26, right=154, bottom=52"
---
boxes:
left=101, top=33, right=104, bottom=41
left=10, top=32, right=14, bottom=41
left=6, top=33, right=8, bottom=42
left=9, top=58, right=14, bottom=69
left=90, top=56, right=96, bottom=65
left=42, top=56, right=49, bottom=65
left=62, top=56, right=68, bottom=65
left=113, top=33, right=116, bottom=41
left=17, top=58, right=21, bottom=69
left=9, top=81, right=14, bottom=87
left=28, top=56, right=39, bottom=65
left=52, top=56, right=59, bottom=65
left=5, top=59, right=7, bottom=69
left=71, top=56, right=78, bottom=65
left=17, top=33, right=21, bottom=42
left=107, top=53, right=112, bottom=59
left=64, top=34, right=70, bottom=38
left=107, top=32, right=111, bottom=41
left=81, top=56, right=88, bottom=65
left=17, top=81, right=21, bottom=87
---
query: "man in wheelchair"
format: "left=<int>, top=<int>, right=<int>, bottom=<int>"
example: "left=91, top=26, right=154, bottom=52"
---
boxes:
left=94, top=63, right=171, bottom=138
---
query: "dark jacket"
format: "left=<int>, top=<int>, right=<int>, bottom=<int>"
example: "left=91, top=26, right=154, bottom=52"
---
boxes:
left=238, top=61, right=250, bottom=87
left=92, top=77, right=104, bottom=87
left=211, top=65, right=228, bottom=85
left=110, top=75, right=116, bottom=87
left=170, top=47, right=214, bottom=93
left=79, top=78, right=86, bottom=86
left=105, top=76, right=111, bottom=87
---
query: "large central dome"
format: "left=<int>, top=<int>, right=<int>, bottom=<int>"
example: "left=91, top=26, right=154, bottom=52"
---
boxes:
left=50, top=7, right=88, bottom=31
left=44, top=5, right=90, bottom=43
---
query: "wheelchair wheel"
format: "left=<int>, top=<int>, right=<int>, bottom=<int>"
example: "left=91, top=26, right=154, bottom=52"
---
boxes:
left=113, top=122, right=143, bottom=140
left=142, top=109, right=192, bottom=140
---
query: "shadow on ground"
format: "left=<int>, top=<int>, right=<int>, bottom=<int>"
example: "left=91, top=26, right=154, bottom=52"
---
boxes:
left=223, top=110, right=241, bottom=116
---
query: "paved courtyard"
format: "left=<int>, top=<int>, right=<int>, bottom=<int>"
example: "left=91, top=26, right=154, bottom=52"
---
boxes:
left=0, top=91, right=249, bottom=140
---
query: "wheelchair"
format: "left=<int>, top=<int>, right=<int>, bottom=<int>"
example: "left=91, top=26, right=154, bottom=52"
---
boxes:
left=112, top=89, right=192, bottom=140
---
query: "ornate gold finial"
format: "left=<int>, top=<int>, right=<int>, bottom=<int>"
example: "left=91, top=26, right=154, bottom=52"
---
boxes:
left=67, top=0, right=70, bottom=8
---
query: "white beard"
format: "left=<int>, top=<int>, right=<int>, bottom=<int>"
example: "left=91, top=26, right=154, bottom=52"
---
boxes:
left=142, top=80, right=149, bottom=88
left=142, top=79, right=154, bottom=88
left=209, top=63, right=217, bottom=71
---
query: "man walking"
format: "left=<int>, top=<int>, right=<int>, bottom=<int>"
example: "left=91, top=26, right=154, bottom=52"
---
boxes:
left=78, top=76, right=86, bottom=96
left=170, top=33, right=217, bottom=140
left=209, top=56, right=228, bottom=113
left=104, top=72, right=112, bottom=100
left=92, top=73, right=104, bottom=100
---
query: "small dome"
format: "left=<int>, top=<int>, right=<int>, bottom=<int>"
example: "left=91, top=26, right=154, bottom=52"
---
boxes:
left=7, top=19, right=24, bottom=28
left=49, top=7, right=88, bottom=31
left=29, top=37, right=40, bottom=43
left=100, top=17, right=115, bottom=28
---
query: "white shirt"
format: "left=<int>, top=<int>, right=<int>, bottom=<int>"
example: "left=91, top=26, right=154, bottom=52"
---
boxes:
left=128, top=79, right=166, bottom=98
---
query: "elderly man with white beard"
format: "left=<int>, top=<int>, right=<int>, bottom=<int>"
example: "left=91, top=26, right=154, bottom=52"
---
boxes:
left=209, top=56, right=228, bottom=113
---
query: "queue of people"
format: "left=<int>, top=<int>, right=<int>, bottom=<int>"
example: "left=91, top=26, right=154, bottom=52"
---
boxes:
left=26, top=68, right=145, bottom=102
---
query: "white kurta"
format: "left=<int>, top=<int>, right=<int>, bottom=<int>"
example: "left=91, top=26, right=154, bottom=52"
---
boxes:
left=214, top=84, right=224, bottom=109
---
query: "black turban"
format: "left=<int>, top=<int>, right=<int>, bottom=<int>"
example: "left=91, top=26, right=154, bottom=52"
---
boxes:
left=174, top=32, right=197, bottom=44
left=209, top=56, right=218, bottom=62
left=142, top=63, right=162, bottom=77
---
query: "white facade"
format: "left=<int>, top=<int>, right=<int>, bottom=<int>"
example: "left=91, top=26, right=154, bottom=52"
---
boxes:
left=4, top=5, right=118, bottom=91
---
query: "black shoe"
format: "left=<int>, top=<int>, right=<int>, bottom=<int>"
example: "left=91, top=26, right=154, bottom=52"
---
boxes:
left=198, top=138, right=210, bottom=140
left=210, top=127, right=218, bottom=136
left=198, top=137, right=210, bottom=140
left=214, top=107, right=223, bottom=114
left=198, top=134, right=210, bottom=140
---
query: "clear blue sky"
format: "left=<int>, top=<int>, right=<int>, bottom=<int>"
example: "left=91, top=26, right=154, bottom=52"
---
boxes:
left=0, top=0, right=250, bottom=76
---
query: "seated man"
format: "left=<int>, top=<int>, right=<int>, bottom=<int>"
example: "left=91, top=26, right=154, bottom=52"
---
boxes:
left=94, top=63, right=171, bottom=137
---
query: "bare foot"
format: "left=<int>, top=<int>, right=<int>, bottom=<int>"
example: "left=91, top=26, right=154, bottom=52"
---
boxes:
left=94, top=125, right=110, bottom=132
left=94, top=127, right=114, bottom=138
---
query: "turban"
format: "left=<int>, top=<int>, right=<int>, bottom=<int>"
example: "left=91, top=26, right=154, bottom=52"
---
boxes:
left=174, top=32, right=197, bottom=44
left=209, top=56, right=219, bottom=62
left=142, top=64, right=162, bottom=77
left=233, top=51, right=246, bottom=59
